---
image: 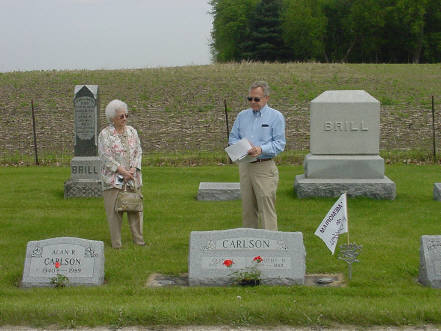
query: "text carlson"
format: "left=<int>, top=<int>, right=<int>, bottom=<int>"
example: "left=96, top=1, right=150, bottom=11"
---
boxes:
left=323, top=120, right=368, bottom=132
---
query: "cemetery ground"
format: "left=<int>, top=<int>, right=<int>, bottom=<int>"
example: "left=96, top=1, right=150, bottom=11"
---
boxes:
left=1, top=163, right=441, bottom=329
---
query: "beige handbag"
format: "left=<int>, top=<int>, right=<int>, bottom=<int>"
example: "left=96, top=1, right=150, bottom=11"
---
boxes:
left=115, top=182, right=143, bottom=213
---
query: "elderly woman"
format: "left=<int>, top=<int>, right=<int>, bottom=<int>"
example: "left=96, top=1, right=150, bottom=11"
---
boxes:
left=98, top=99, right=145, bottom=249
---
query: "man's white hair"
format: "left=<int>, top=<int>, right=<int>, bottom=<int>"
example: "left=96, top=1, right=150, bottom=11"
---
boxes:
left=105, top=99, right=128, bottom=123
left=249, top=81, right=271, bottom=96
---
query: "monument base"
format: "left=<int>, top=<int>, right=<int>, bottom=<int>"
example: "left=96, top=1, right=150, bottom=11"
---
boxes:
left=197, top=182, right=240, bottom=201
left=64, top=179, right=102, bottom=199
left=294, top=174, right=396, bottom=200
left=304, top=154, right=384, bottom=179
left=433, top=183, right=441, bottom=201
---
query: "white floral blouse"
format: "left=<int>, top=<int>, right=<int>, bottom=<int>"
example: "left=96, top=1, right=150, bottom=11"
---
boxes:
left=98, top=125, right=142, bottom=191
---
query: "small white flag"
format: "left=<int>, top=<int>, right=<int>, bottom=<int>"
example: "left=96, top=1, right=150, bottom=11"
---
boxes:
left=314, top=193, right=348, bottom=254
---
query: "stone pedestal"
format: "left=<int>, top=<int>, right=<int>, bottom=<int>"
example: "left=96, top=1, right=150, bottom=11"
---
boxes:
left=64, top=85, right=102, bottom=198
left=197, top=182, right=241, bottom=201
left=295, top=90, right=396, bottom=200
left=294, top=175, right=396, bottom=199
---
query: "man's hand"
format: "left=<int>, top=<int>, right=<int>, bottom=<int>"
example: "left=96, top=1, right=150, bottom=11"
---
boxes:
left=248, top=145, right=262, bottom=157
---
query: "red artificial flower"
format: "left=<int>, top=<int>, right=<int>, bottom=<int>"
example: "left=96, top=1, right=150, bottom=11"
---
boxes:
left=223, top=259, right=234, bottom=267
left=55, top=262, right=60, bottom=269
left=253, top=256, right=263, bottom=263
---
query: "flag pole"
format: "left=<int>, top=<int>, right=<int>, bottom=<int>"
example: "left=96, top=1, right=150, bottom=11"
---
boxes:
left=344, top=192, right=349, bottom=244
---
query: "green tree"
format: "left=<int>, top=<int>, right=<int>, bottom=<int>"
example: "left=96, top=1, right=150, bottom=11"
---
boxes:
left=322, top=0, right=354, bottom=62
left=345, top=0, right=385, bottom=62
left=422, top=0, right=441, bottom=62
left=281, top=0, right=327, bottom=61
left=209, top=0, right=259, bottom=62
left=240, top=0, right=291, bottom=61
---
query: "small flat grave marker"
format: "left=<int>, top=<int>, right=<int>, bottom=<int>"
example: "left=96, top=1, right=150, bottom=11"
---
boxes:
left=197, top=182, right=240, bottom=201
left=21, top=237, right=104, bottom=288
left=419, top=235, right=441, bottom=288
left=188, top=228, right=305, bottom=286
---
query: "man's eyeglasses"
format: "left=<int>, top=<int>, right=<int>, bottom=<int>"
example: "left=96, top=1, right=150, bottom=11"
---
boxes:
left=247, top=97, right=261, bottom=102
left=119, top=114, right=129, bottom=119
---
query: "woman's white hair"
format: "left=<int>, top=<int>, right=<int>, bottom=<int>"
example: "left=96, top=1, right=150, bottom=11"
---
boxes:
left=105, top=99, right=128, bottom=123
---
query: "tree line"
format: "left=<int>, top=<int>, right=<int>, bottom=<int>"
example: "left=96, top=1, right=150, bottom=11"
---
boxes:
left=209, top=0, right=441, bottom=63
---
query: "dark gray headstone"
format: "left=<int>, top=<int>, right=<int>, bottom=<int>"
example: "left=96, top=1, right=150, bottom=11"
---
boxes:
left=188, top=228, right=305, bottom=286
left=419, top=235, right=441, bottom=288
left=21, top=237, right=104, bottom=288
left=64, top=85, right=102, bottom=198
left=74, top=85, right=99, bottom=156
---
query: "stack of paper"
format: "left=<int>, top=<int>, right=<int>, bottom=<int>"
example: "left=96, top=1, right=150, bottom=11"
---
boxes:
left=224, top=138, right=257, bottom=163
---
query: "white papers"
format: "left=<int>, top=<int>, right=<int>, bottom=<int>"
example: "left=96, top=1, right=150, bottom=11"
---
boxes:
left=225, top=138, right=257, bottom=163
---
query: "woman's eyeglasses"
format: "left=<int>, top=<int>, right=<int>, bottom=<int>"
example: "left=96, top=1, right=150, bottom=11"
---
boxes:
left=247, top=97, right=261, bottom=102
left=119, top=114, right=129, bottom=119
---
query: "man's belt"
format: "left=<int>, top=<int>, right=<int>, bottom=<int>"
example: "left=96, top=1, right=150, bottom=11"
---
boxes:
left=251, top=158, right=272, bottom=163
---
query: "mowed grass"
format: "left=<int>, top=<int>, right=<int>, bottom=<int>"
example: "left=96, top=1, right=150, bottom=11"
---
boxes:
left=1, top=164, right=441, bottom=328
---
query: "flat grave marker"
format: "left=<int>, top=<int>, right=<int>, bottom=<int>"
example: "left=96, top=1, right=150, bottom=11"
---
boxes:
left=197, top=182, right=240, bottom=201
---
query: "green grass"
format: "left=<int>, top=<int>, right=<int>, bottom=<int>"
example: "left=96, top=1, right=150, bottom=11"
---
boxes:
left=1, top=164, right=441, bottom=328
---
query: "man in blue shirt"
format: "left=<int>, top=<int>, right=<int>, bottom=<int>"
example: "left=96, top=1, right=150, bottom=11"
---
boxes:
left=229, top=81, right=286, bottom=231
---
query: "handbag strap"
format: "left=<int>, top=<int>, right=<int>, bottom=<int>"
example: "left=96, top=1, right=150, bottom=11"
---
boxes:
left=122, top=180, right=137, bottom=192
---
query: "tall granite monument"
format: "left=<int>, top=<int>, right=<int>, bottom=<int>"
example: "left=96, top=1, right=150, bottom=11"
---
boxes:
left=64, top=85, right=102, bottom=198
left=294, top=90, right=396, bottom=199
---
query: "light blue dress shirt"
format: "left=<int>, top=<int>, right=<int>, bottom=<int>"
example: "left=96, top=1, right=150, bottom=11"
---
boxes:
left=228, top=104, right=286, bottom=159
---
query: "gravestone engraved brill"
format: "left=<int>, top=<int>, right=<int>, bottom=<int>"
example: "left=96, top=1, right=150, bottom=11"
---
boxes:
left=419, top=235, right=441, bottom=288
left=294, top=90, right=396, bottom=199
left=64, top=85, right=102, bottom=198
left=188, top=228, right=305, bottom=286
left=21, top=237, right=104, bottom=287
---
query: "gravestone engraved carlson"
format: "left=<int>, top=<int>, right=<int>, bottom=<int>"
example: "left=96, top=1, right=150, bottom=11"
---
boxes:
left=295, top=90, right=396, bottom=199
left=197, top=182, right=241, bottom=201
left=21, top=237, right=104, bottom=288
left=64, top=85, right=102, bottom=198
left=419, top=235, right=441, bottom=288
left=188, top=228, right=305, bottom=286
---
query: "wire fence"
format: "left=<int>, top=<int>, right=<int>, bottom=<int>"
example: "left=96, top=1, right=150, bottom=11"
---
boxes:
left=0, top=99, right=439, bottom=166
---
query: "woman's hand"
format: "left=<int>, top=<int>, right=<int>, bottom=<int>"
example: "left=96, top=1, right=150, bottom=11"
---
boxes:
left=117, top=166, right=134, bottom=182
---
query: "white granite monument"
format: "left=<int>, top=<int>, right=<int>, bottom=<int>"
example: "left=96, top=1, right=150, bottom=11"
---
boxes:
left=295, top=90, right=396, bottom=199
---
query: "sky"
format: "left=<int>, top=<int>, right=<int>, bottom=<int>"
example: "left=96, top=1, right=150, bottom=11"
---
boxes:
left=0, top=0, right=213, bottom=72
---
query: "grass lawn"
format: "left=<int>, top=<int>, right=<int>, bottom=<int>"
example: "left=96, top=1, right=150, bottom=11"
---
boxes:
left=1, top=164, right=441, bottom=328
